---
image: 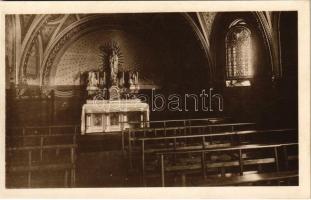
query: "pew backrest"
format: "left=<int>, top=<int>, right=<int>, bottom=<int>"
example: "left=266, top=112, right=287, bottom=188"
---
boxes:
left=7, top=125, right=80, bottom=136
left=124, top=122, right=257, bottom=152
left=157, top=143, right=298, bottom=186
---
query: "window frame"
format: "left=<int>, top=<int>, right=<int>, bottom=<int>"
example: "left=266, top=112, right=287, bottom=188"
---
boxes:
left=225, top=21, right=253, bottom=87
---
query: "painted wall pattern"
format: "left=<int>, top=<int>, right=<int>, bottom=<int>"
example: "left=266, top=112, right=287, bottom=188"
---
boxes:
left=54, top=29, right=158, bottom=86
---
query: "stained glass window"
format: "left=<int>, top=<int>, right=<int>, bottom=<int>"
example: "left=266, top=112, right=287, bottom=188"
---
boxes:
left=225, top=21, right=252, bottom=87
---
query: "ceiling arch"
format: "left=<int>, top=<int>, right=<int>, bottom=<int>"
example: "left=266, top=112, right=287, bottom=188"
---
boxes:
left=12, top=13, right=228, bottom=89
left=37, top=13, right=212, bottom=87
left=182, top=13, right=213, bottom=84
left=254, top=11, right=280, bottom=80
left=15, top=14, right=96, bottom=85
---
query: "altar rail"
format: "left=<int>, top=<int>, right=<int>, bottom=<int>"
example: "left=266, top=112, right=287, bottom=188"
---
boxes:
left=157, top=143, right=298, bottom=186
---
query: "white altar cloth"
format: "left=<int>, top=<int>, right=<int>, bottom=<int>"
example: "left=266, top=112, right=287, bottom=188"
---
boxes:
left=81, top=99, right=149, bottom=134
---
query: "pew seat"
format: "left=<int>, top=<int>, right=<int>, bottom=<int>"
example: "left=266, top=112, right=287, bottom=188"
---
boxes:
left=165, top=158, right=276, bottom=172
left=192, top=170, right=298, bottom=186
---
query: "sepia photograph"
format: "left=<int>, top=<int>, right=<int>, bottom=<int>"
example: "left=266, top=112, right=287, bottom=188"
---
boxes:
left=0, top=1, right=310, bottom=199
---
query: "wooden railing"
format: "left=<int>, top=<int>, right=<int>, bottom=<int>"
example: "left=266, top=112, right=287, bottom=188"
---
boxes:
left=123, top=122, right=256, bottom=153
left=7, top=134, right=77, bottom=161
left=127, top=123, right=259, bottom=169
left=127, top=128, right=296, bottom=186
left=157, top=143, right=298, bottom=186
left=194, top=171, right=298, bottom=186
left=6, top=127, right=78, bottom=188
left=121, top=117, right=229, bottom=150
left=121, top=117, right=228, bottom=128
left=6, top=144, right=77, bottom=188
left=7, top=124, right=80, bottom=136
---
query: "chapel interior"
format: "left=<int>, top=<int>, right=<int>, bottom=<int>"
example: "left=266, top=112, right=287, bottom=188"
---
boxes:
left=5, top=12, right=298, bottom=188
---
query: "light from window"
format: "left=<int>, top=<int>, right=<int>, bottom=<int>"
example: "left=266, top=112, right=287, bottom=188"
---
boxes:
left=225, top=21, right=253, bottom=87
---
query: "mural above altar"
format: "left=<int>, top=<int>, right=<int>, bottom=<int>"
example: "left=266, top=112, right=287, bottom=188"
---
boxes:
left=80, top=41, right=149, bottom=134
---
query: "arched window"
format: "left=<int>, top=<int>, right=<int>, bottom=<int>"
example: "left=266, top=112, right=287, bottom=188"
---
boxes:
left=225, top=20, right=253, bottom=87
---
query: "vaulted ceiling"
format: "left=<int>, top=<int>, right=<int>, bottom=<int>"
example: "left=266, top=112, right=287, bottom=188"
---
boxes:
left=6, top=12, right=279, bottom=90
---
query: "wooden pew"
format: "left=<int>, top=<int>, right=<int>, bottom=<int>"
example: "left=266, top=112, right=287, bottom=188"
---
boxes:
left=6, top=144, right=77, bottom=188
left=126, top=122, right=257, bottom=165
left=6, top=134, right=77, bottom=161
left=126, top=122, right=255, bottom=142
left=193, top=170, right=298, bottom=186
left=123, top=117, right=227, bottom=129
left=7, top=124, right=80, bottom=136
left=6, top=125, right=79, bottom=188
left=129, top=128, right=296, bottom=181
left=121, top=117, right=230, bottom=152
left=157, top=143, right=298, bottom=187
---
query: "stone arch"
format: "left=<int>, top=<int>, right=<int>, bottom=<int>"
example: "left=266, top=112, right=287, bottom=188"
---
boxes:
left=210, top=11, right=278, bottom=86
left=18, top=15, right=49, bottom=84
left=182, top=13, right=213, bottom=84
left=39, top=13, right=212, bottom=88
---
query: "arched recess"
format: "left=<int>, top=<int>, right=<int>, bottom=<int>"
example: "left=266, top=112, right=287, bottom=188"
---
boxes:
left=39, top=13, right=212, bottom=90
left=210, top=12, right=277, bottom=87
left=225, top=19, right=253, bottom=87
left=27, top=13, right=213, bottom=123
left=39, top=15, right=108, bottom=86
left=209, top=12, right=278, bottom=122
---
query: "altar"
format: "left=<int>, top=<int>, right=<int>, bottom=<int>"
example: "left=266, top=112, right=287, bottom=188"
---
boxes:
left=81, top=99, right=149, bottom=134
left=80, top=41, right=150, bottom=135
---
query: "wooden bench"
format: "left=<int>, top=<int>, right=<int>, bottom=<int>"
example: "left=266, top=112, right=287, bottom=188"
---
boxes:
left=192, top=170, right=298, bottom=186
left=122, top=117, right=227, bottom=129
left=6, top=144, right=77, bottom=188
left=121, top=117, right=230, bottom=152
left=126, top=122, right=258, bottom=164
left=157, top=143, right=298, bottom=186
left=126, top=122, right=255, bottom=144
left=7, top=124, right=80, bottom=136
left=7, top=134, right=77, bottom=161
left=6, top=163, right=75, bottom=188
left=129, top=128, right=296, bottom=178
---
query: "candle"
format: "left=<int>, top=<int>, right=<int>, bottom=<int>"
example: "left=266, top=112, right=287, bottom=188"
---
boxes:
left=136, top=72, right=139, bottom=84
